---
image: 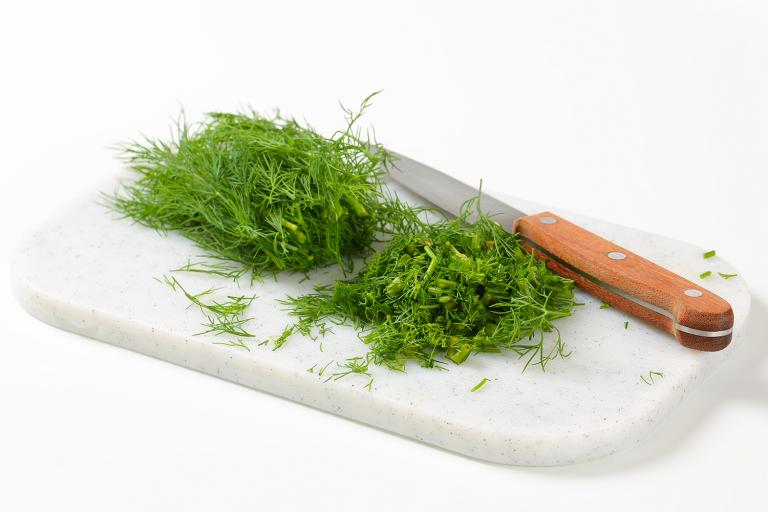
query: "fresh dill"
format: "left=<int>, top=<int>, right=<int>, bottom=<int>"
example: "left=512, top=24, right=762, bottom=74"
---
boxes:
left=700, top=271, right=712, bottom=279
left=160, top=274, right=257, bottom=338
left=624, top=321, right=629, bottom=329
left=107, top=92, right=420, bottom=276
left=171, top=258, right=249, bottom=283
left=718, top=272, right=738, bottom=280
left=325, top=355, right=375, bottom=391
left=198, top=314, right=255, bottom=338
left=212, top=339, right=251, bottom=351
left=470, top=377, right=490, bottom=392
left=283, top=198, right=576, bottom=372
left=154, top=274, right=179, bottom=291
left=703, top=250, right=716, bottom=259
left=599, top=302, right=612, bottom=309
left=317, top=360, right=334, bottom=377
left=640, top=370, right=664, bottom=385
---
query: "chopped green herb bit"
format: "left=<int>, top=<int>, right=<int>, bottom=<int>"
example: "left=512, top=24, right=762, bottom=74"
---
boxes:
left=624, top=321, right=629, bottom=329
left=718, top=272, right=738, bottom=280
left=162, top=275, right=257, bottom=337
left=703, top=250, right=716, bottom=259
left=470, top=377, right=490, bottom=393
left=599, top=302, right=612, bottom=309
left=324, top=356, right=374, bottom=391
left=171, top=258, right=248, bottom=283
left=317, top=360, right=334, bottom=377
left=284, top=198, right=576, bottom=371
left=212, top=339, right=251, bottom=351
left=700, top=271, right=712, bottom=279
left=641, top=370, right=664, bottom=385
left=107, top=92, right=420, bottom=275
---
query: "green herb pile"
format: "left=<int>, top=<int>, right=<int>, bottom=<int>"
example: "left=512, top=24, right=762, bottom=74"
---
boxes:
left=285, top=201, right=577, bottom=371
left=109, top=94, right=579, bottom=374
left=108, top=93, right=413, bottom=274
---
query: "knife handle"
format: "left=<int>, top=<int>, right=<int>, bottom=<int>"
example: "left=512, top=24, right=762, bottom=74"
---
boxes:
left=513, top=212, right=734, bottom=351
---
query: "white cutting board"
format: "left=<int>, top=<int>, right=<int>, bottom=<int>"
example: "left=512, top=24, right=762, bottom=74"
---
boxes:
left=12, top=184, right=750, bottom=466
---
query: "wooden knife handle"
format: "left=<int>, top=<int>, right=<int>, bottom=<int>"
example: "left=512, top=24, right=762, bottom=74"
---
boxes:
left=513, top=212, right=734, bottom=351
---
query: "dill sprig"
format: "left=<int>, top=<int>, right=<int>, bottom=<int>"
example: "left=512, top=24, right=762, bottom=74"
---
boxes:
left=107, top=92, right=417, bottom=275
left=213, top=339, right=251, bottom=351
left=470, top=377, right=490, bottom=392
left=171, top=258, right=249, bottom=283
left=283, top=199, right=576, bottom=372
left=325, top=355, right=375, bottom=391
left=641, top=370, right=664, bottom=385
left=160, top=274, right=258, bottom=338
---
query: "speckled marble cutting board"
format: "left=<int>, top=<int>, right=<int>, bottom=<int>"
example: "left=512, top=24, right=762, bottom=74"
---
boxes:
left=12, top=184, right=750, bottom=466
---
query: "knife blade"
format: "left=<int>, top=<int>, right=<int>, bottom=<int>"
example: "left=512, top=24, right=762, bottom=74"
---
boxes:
left=387, top=151, right=734, bottom=351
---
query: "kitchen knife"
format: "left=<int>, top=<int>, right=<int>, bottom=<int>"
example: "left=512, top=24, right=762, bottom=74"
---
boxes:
left=387, top=151, right=734, bottom=351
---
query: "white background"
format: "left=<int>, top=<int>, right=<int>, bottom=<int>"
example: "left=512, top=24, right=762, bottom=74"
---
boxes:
left=2, top=1, right=767, bottom=510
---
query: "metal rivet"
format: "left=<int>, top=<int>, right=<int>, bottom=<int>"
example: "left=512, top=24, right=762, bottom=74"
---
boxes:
left=539, top=216, right=557, bottom=225
left=607, top=251, right=626, bottom=260
left=684, top=289, right=703, bottom=298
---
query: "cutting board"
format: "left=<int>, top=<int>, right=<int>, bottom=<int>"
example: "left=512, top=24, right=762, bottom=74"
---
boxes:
left=12, top=184, right=750, bottom=466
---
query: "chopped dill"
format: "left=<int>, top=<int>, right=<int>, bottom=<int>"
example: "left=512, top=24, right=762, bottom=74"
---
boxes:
left=317, top=360, right=334, bottom=377
left=171, top=258, right=249, bottom=283
left=470, top=377, right=490, bottom=392
left=718, top=272, right=738, bottom=280
left=700, top=271, right=712, bottom=279
left=212, top=339, right=251, bottom=351
left=703, top=250, right=716, bottom=259
left=640, top=370, right=664, bottom=385
left=198, top=314, right=255, bottom=338
left=107, top=92, right=420, bottom=276
left=160, top=274, right=257, bottom=338
left=283, top=198, right=576, bottom=372
left=325, top=355, right=375, bottom=391
left=599, top=302, right=612, bottom=309
left=624, top=321, right=629, bottom=329
left=121, top=96, right=580, bottom=378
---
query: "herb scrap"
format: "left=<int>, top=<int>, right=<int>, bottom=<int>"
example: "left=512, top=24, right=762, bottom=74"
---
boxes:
left=700, top=271, right=712, bottom=279
left=317, top=360, right=334, bottom=378
left=160, top=274, right=257, bottom=338
left=640, top=370, right=664, bottom=385
left=718, top=272, right=738, bottom=280
left=470, top=377, right=490, bottom=393
left=283, top=198, right=577, bottom=372
left=703, top=250, right=716, bottom=259
left=171, top=258, right=249, bottom=283
left=325, top=355, right=375, bottom=391
left=624, top=321, right=629, bottom=329
left=599, top=302, right=612, bottom=309
left=212, top=339, right=251, bottom=351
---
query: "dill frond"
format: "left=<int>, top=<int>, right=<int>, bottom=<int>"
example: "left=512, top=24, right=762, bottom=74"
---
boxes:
left=470, top=377, right=490, bottom=392
left=108, top=92, right=417, bottom=275
left=641, top=370, right=664, bottom=385
left=283, top=199, right=577, bottom=371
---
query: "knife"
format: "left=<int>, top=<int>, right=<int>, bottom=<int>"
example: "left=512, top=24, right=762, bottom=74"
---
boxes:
left=387, top=151, right=734, bottom=351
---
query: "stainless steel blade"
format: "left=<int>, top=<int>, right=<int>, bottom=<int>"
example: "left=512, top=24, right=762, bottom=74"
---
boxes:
left=387, top=151, right=527, bottom=228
